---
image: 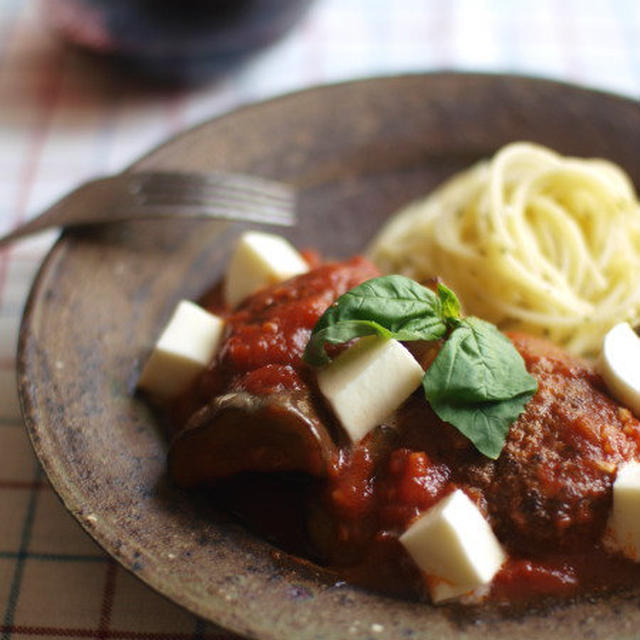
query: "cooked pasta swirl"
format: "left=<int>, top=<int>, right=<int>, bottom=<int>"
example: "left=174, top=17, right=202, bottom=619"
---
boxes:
left=369, top=142, right=640, bottom=357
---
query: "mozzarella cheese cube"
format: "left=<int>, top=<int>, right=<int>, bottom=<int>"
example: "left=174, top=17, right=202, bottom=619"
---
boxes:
left=316, top=336, right=424, bottom=442
left=224, top=231, right=309, bottom=308
left=607, top=461, right=640, bottom=561
left=138, top=300, right=224, bottom=399
left=599, top=322, right=640, bottom=418
left=399, top=489, right=506, bottom=603
left=428, top=579, right=489, bottom=605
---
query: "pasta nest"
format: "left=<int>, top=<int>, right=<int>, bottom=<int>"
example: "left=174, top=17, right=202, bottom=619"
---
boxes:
left=369, top=142, right=640, bottom=357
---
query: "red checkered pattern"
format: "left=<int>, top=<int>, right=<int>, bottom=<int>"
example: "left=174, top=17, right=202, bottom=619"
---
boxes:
left=0, top=1, right=638, bottom=638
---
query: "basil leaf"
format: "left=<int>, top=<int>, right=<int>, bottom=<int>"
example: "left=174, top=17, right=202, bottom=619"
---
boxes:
left=315, top=275, right=448, bottom=336
left=423, top=316, right=537, bottom=458
left=424, top=317, right=537, bottom=402
left=303, top=275, right=450, bottom=365
left=437, top=283, right=462, bottom=322
left=427, top=393, right=533, bottom=459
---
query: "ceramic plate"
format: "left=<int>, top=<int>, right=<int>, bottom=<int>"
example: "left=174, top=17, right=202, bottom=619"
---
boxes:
left=18, top=74, right=640, bottom=640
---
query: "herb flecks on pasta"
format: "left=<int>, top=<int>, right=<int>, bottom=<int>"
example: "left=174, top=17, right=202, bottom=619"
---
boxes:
left=369, top=142, right=640, bottom=357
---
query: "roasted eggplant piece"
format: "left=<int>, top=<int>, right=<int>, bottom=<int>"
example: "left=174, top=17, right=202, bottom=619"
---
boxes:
left=168, top=390, right=337, bottom=486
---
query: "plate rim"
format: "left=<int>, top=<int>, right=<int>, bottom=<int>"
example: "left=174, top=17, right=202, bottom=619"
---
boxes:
left=16, top=71, right=640, bottom=639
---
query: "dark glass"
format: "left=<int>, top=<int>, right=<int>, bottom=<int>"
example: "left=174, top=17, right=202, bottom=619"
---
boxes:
left=47, top=0, right=315, bottom=83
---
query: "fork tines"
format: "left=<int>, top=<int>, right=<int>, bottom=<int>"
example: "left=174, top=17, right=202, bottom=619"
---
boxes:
left=126, top=171, right=296, bottom=226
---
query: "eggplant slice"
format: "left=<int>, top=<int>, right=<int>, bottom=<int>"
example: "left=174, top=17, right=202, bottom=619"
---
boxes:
left=168, top=390, right=338, bottom=487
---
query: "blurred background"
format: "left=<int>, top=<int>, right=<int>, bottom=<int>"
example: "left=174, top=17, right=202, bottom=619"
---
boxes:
left=0, top=1, right=639, bottom=639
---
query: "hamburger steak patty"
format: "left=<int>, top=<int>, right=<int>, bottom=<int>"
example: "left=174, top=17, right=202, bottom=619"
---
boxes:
left=487, top=333, right=640, bottom=554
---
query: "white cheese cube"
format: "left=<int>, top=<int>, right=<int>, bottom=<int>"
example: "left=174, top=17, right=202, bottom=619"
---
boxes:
left=399, top=489, right=506, bottom=603
left=224, top=231, right=309, bottom=308
left=599, top=322, right=640, bottom=418
left=607, top=461, right=640, bottom=561
left=316, top=336, right=424, bottom=442
left=138, top=300, right=224, bottom=399
left=428, top=579, right=489, bottom=605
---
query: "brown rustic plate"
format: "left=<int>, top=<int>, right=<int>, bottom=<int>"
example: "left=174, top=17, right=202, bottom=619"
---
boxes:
left=17, top=74, right=640, bottom=640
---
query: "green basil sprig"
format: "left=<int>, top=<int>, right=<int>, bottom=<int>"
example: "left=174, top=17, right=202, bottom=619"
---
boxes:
left=303, top=275, right=537, bottom=459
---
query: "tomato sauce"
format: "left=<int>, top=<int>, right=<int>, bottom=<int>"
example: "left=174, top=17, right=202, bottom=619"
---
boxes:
left=169, top=254, right=640, bottom=606
left=169, top=254, right=377, bottom=431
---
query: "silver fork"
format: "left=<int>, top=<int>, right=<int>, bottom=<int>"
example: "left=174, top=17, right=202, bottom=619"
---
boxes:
left=0, top=170, right=296, bottom=248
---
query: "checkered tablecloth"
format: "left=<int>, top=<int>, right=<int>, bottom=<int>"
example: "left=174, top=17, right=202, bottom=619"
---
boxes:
left=1, top=1, right=639, bottom=639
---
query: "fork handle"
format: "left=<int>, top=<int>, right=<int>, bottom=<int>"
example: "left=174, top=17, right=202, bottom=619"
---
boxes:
left=0, top=177, right=122, bottom=248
